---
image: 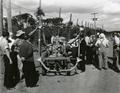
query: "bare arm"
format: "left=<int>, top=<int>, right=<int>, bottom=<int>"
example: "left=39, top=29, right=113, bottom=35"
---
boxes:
left=5, top=48, right=12, bottom=64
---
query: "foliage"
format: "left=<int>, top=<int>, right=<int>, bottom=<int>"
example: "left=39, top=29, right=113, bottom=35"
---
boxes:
left=35, top=7, right=45, bottom=20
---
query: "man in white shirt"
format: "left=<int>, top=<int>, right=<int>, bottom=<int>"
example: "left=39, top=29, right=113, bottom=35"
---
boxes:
left=0, top=31, right=13, bottom=90
left=113, top=33, right=120, bottom=69
left=85, top=32, right=92, bottom=64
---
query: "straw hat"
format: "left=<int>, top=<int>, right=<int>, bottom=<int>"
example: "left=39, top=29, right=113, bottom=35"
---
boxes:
left=99, top=33, right=105, bottom=39
left=16, top=30, right=25, bottom=37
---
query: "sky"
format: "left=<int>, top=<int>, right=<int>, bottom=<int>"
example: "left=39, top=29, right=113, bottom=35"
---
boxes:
left=3, top=0, right=120, bottom=31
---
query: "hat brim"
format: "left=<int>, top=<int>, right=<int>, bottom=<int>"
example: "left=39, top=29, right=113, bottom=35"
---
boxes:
left=16, top=32, right=25, bottom=37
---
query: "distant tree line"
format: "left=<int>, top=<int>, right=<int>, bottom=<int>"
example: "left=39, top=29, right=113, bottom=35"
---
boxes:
left=3, top=10, right=107, bottom=46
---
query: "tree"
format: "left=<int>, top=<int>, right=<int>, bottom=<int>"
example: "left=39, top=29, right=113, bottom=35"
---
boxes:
left=35, top=7, right=45, bottom=20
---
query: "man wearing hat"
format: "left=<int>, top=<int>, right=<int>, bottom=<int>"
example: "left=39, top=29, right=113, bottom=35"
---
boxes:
left=0, top=31, right=13, bottom=89
left=11, top=30, right=25, bottom=83
left=16, top=30, right=39, bottom=87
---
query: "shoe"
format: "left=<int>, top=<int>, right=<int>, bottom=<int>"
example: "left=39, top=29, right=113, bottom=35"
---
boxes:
left=103, top=67, right=108, bottom=70
left=6, top=87, right=15, bottom=90
left=30, top=85, right=39, bottom=88
left=75, top=71, right=78, bottom=74
left=98, top=67, right=102, bottom=70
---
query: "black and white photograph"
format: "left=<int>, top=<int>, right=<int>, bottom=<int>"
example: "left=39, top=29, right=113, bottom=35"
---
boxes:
left=0, top=0, right=120, bottom=93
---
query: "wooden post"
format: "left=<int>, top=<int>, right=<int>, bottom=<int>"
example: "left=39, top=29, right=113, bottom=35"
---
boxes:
left=0, top=0, right=3, bottom=77
left=76, top=19, right=79, bottom=25
left=0, top=0, right=3, bottom=36
left=59, top=8, right=61, bottom=18
left=7, top=0, right=12, bottom=33
left=38, top=22, right=41, bottom=56
left=58, top=8, right=61, bottom=36
left=38, top=0, right=42, bottom=56
left=91, top=12, right=98, bottom=35
left=78, top=33, right=81, bottom=57
left=0, top=1, right=7, bottom=93
left=68, top=13, right=72, bottom=40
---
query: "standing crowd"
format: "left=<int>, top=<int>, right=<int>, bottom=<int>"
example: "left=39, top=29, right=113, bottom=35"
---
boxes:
left=69, top=32, right=110, bottom=72
left=0, top=29, right=120, bottom=90
left=0, top=30, right=39, bottom=90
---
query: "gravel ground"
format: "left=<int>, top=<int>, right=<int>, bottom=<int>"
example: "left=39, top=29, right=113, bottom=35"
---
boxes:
left=1, top=37, right=120, bottom=93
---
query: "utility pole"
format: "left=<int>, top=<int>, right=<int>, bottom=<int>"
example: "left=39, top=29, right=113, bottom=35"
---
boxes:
left=19, top=11, right=21, bottom=15
left=76, top=19, right=79, bottom=25
left=91, top=12, right=98, bottom=35
left=102, top=25, right=104, bottom=30
left=38, top=0, right=42, bottom=56
left=58, top=8, right=61, bottom=36
left=81, top=20, right=84, bottom=28
left=84, top=21, right=87, bottom=36
left=70, top=13, right=72, bottom=22
left=0, top=0, right=3, bottom=36
left=68, top=13, right=72, bottom=40
left=7, top=0, right=12, bottom=33
left=59, top=8, right=61, bottom=18
left=39, top=0, right=41, bottom=8
left=0, top=1, right=7, bottom=93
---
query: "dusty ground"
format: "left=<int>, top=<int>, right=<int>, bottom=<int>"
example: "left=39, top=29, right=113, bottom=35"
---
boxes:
left=1, top=37, right=120, bottom=93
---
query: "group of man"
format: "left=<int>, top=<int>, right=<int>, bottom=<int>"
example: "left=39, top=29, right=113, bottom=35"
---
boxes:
left=49, top=32, right=111, bottom=73
left=0, top=30, right=39, bottom=91
left=1, top=29, right=119, bottom=90
left=69, top=32, right=110, bottom=71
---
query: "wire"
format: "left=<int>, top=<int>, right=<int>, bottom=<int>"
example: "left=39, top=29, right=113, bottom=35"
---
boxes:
left=11, top=2, right=35, bottom=12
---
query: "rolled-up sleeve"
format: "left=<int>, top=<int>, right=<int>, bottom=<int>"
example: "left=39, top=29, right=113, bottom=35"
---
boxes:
left=4, top=40, right=9, bottom=50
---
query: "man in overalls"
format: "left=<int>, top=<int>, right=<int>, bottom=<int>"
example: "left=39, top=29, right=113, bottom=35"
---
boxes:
left=95, top=33, right=109, bottom=70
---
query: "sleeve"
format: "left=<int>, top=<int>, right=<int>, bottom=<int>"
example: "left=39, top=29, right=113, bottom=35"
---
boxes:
left=85, top=37, right=90, bottom=46
left=95, top=40, right=100, bottom=46
left=19, top=43, right=28, bottom=58
left=19, top=42, right=33, bottom=59
left=4, top=39, right=9, bottom=50
left=106, top=40, right=109, bottom=47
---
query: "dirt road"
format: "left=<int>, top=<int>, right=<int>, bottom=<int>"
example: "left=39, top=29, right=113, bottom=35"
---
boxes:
left=2, top=37, right=120, bottom=93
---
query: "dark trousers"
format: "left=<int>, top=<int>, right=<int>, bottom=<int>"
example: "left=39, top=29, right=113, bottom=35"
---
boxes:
left=98, top=51, right=108, bottom=69
left=79, top=53, right=86, bottom=72
left=113, top=48, right=119, bottom=68
left=10, top=52, right=20, bottom=86
left=3, top=55, right=14, bottom=88
left=22, top=61, right=39, bottom=87
left=86, top=46, right=93, bottom=64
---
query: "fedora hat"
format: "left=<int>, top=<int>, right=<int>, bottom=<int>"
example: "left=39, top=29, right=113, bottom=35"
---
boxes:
left=16, top=30, right=25, bottom=37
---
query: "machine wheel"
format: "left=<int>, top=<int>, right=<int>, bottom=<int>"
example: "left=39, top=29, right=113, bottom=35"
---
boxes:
left=66, top=71, right=71, bottom=76
left=66, top=62, right=72, bottom=76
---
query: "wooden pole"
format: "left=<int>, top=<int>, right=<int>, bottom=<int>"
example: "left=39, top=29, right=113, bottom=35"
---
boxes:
left=58, top=8, right=61, bottom=36
left=70, top=13, right=72, bottom=22
left=68, top=13, right=72, bottom=40
left=0, top=1, right=7, bottom=93
left=39, top=0, right=41, bottom=9
left=76, top=19, right=79, bottom=25
left=38, top=0, right=42, bottom=56
left=91, top=12, right=98, bottom=35
left=0, top=0, right=3, bottom=36
left=85, top=21, right=87, bottom=36
left=78, top=30, right=81, bottom=57
left=59, top=8, right=61, bottom=18
left=81, top=20, right=84, bottom=26
left=7, top=0, right=12, bottom=33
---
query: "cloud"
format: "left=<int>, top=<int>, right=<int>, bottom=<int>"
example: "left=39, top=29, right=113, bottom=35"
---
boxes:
left=102, top=1, right=120, bottom=14
left=4, top=0, right=120, bottom=31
